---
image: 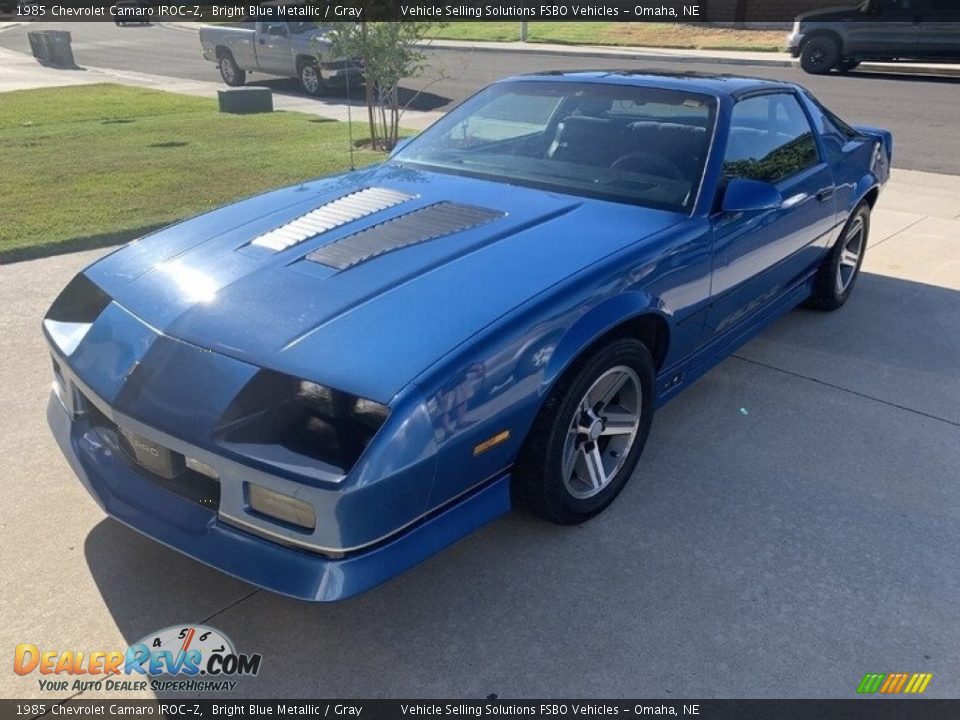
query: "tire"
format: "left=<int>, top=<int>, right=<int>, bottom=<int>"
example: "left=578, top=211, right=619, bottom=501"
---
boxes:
left=513, top=337, right=655, bottom=525
left=837, top=58, right=861, bottom=73
left=800, top=35, right=840, bottom=74
left=298, top=58, right=323, bottom=97
left=807, top=203, right=870, bottom=311
left=218, top=52, right=245, bottom=87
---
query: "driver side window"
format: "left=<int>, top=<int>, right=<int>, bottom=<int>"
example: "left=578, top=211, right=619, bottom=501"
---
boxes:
left=723, top=93, right=819, bottom=185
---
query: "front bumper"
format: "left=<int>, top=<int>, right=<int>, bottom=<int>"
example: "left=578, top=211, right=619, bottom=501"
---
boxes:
left=787, top=32, right=805, bottom=58
left=48, top=392, right=511, bottom=602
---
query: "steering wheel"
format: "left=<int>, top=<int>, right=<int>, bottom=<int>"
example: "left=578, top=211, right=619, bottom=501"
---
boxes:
left=611, top=151, right=684, bottom=181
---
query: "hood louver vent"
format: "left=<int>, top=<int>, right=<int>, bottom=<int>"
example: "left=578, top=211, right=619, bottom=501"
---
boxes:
left=250, top=187, right=413, bottom=252
left=306, top=202, right=504, bottom=271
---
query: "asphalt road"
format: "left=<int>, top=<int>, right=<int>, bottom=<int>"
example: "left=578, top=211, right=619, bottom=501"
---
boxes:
left=2, top=21, right=960, bottom=174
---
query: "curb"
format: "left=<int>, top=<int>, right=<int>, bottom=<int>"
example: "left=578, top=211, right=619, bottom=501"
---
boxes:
left=422, top=40, right=794, bottom=68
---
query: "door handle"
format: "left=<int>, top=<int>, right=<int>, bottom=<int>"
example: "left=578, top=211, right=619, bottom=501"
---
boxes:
left=816, top=187, right=835, bottom=202
left=258, top=39, right=265, bottom=45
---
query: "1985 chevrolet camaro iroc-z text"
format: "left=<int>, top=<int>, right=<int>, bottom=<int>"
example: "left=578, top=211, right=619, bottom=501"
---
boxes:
left=45, top=71, right=891, bottom=601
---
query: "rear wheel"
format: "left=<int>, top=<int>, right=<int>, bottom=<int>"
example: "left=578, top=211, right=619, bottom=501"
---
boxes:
left=807, top=203, right=870, bottom=311
left=800, top=35, right=840, bottom=74
left=513, top=337, right=655, bottom=525
left=218, top=52, right=246, bottom=87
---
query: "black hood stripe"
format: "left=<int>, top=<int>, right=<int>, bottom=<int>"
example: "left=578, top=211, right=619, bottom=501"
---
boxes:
left=306, top=202, right=504, bottom=271
left=250, top=187, right=413, bottom=252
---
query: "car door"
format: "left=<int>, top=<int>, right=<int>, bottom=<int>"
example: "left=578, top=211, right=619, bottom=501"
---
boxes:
left=918, top=0, right=960, bottom=57
left=848, top=0, right=923, bottom=57
left=706, top=92, right=837, bottom=338
left=255, top=22, right=295, bottom=75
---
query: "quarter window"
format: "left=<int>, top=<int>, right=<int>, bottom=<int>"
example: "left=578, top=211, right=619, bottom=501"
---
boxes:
left=723, top=93, right=819, bottom=185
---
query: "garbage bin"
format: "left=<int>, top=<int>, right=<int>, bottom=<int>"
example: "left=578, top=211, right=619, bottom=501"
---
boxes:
left=27, top=30, right=75, bottom=68
left=43, top=30, right=75, bottom=68
left=27, top=31, right=48, bottom=61
left=218, top=88, right=273, bottom=114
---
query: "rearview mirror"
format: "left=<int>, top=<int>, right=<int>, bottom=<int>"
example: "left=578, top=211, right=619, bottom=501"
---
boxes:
left=722, top=178, right=782, bottom=213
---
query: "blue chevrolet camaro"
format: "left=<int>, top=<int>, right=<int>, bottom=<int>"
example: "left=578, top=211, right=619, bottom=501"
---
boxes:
left=45, top=72, right=891, bottom=601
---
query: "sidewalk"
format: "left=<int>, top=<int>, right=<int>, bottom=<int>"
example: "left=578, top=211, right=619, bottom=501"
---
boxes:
left=0, top=42, right=444, bottom=130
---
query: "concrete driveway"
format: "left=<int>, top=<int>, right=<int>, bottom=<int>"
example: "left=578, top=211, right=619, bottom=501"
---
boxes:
left=1, top=170, right=958, bottom=700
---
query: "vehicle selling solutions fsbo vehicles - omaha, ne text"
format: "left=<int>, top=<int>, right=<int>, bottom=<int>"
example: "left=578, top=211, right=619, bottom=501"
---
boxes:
left=45, top=72, right=891, bottom=601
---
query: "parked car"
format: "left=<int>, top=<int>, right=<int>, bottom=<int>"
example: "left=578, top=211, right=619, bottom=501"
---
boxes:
left=113, top=0, right=151, bottom=26
left=789, top=0, right=960, bottom=74
left=45, top=72, right=891, bottom=601
left=199, top=21, right=360, bottom=96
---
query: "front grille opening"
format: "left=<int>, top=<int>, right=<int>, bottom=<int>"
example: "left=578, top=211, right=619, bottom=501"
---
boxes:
left=81, top=392, right=220, bottom=511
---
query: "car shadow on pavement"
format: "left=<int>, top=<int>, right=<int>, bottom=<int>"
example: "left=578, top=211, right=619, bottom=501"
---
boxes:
left=0, top=223, right=167, bottom=265
left=83, top=271, right=960, bottom=698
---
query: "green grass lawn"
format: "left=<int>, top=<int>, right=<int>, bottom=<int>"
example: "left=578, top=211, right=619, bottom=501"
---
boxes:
left=432, top=22, right=785, bottom=52
left=0, top=84, right=385, bottom=263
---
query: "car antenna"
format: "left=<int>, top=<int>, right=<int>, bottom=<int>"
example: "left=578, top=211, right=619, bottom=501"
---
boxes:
left=345, top=59, right=356, bottom=171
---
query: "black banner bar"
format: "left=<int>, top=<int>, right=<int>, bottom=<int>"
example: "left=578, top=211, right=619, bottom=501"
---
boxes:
left=1, top=0, right=947, bottom=23
left=2, top=700, right=960, bottom=720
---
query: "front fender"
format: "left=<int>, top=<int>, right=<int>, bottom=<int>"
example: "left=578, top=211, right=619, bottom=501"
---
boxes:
left=543, top=291, right=668, bottom=390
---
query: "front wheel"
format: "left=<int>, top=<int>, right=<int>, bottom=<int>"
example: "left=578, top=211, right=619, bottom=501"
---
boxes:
left=800, top=35, right=840, bottom=74
left=513, top=337, right=655, bottom=525
left=807, top=203, right=870, bottom=311
left=218, top=52, right=246, bottom=87
left=299, top=59, right=324, bottom=97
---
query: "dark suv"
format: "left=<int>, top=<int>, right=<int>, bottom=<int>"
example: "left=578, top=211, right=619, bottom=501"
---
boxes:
left=789, top=0, right=960, bottom=74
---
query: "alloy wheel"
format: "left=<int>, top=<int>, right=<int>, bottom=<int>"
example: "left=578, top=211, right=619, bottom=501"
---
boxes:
left=562, top=366, right=642, bottom=500
left=301, top=65, right=321, bottom=95
left=836, top=215, right=865, bottom=295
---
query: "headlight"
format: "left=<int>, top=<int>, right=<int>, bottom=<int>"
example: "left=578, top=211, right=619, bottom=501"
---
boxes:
left=43, top=273, right=112, bottom=355
left=218, top=370, right=391, bottom=472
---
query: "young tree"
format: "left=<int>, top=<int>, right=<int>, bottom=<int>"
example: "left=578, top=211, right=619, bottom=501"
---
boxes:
left=331, top=22, right=438, bottom=151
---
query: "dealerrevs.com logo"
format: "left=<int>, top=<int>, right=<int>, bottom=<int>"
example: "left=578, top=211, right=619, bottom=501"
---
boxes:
left=14, top=625, right=262, bottom=693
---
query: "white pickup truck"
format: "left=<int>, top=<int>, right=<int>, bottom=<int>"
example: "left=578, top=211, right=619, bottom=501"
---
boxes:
left=199, top=21, right=361, bottom=96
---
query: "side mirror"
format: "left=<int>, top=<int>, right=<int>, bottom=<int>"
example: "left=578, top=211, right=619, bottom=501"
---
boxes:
left=389, top=136, right=415, bottom=157
left=267, top=24, right=287, bottom=37
left=722, top=178, right=782, bottom=213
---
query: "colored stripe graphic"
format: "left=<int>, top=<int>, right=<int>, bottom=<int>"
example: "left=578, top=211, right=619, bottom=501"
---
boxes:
left=904, top=673, right=933, bottom=694
left=857, top=673, right=885, bottom=693
left=857, top=672, right=932, bottom=694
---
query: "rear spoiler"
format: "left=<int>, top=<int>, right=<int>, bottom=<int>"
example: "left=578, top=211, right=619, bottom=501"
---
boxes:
left=853, top=124, right=893, bottom=165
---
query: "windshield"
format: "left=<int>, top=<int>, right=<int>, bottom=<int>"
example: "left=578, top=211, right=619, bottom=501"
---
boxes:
left=393, top=80, right=717, bottom=213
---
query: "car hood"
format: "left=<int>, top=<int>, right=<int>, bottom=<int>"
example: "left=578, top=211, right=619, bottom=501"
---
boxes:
left=796, top=3, right=864, bottom=22
left=85, top=163, right=683, bottom=402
